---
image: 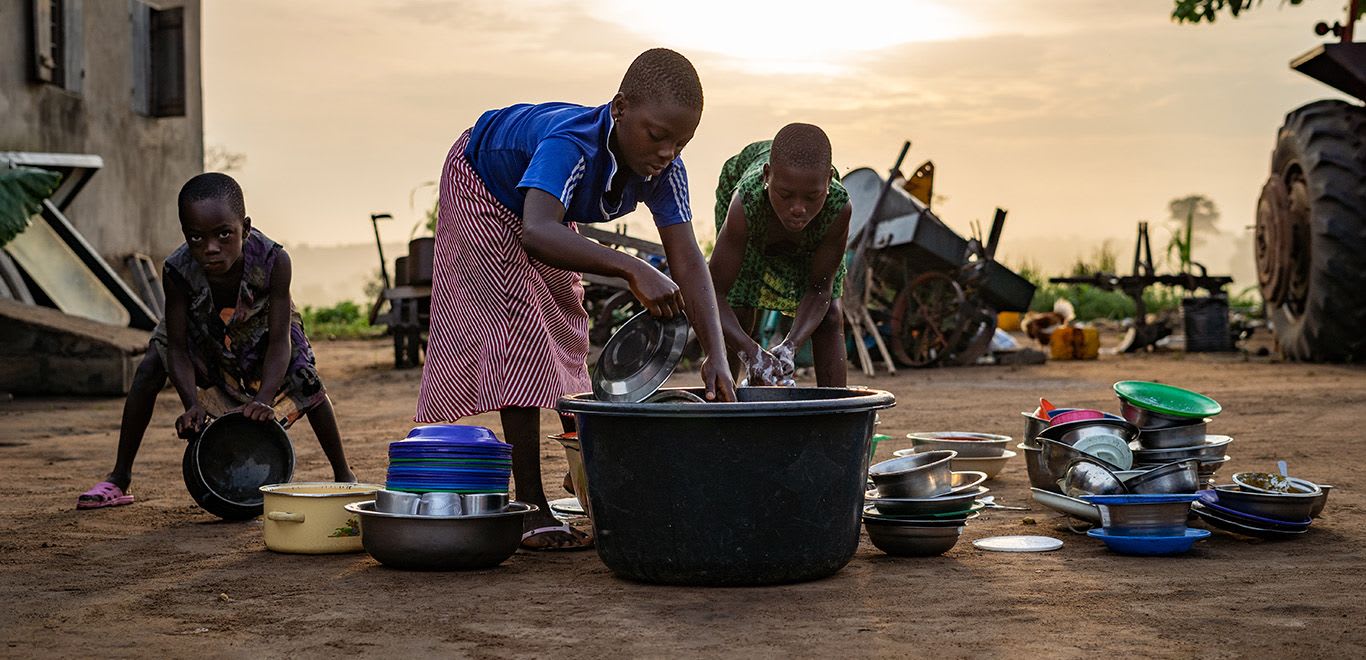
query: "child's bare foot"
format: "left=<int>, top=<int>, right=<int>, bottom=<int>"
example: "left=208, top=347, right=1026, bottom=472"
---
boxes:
left=333, top=468, right=357, bottom=483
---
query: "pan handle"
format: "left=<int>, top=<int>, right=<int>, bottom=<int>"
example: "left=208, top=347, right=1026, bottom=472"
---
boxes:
left=266, top=511, right=305, bottom=523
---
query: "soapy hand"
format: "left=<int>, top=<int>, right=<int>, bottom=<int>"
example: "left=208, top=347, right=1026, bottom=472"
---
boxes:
left=771, top=341, right=797, bottom=387
left=737, top=346, right=784, bottom=387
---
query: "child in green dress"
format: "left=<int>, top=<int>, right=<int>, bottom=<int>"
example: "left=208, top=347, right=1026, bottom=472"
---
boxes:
left=708, top=124, right=851, bottom=387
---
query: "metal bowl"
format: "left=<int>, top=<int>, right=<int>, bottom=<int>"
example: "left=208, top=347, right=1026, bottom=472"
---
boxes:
left=1021, top=412, right=1049, bottom=448
left=1059, top=458, right=1127, bottom=498
left=345, top=501, right=535, bottom=570
left=1119, top=399, right=1198, bottom=429
left=1083, top=495, right=1197, bottom=536
left=1135, top=418, right=1210, bottom=449
left=1209, top=486, right=1319, bottom=522
left=1311, top=485, right=1332, bottom=518
left=865, top=486, right=988, bottom=517
left=1131, top=435, right=1233, bottom=464
left=949, top=470, right=989, bottom=493
left=1040, top=437, right=1123, bottom=482
left=869, top=451, right=956, bottom=499
left=1039, top=419, right=1140, bottom=447
left=862, top=518, right=964, bottom=557
left=1123, top=459, right=1200, bottom=494
left=907, top=432, right=1012, bottom=458
left=946, top=450, right=1017, bottom=481
left=1231, top=472, right=1322, bottom=496
left=1197, top=455, right=1231, bottom=477
left=1019, top=443, right=1059, bottom=492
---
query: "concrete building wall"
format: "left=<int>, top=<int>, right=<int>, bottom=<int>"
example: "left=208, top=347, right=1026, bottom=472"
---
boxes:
left=0, top=0, right=203, bottom=268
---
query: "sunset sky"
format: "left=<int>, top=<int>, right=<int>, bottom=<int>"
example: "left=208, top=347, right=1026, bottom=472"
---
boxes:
left=202, top=0, right=1354, bottom=299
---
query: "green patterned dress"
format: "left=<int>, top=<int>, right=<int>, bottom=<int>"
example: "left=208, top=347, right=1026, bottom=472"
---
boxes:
left=713, top=140, right=848, bottom=315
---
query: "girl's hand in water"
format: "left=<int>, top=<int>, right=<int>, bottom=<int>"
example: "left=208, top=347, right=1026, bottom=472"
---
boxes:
left=626, top=261, right=684, bottom=318
left=699, top=354, right=737, bottom=402
left=771, top=341, right=797, bottom=386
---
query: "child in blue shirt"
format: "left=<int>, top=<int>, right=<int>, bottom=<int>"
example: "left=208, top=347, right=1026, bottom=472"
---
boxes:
left=416, top=49, right=735, bottom=550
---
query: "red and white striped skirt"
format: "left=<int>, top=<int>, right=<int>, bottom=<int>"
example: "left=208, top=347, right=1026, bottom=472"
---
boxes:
left=415, top=130, right=591, bottom=421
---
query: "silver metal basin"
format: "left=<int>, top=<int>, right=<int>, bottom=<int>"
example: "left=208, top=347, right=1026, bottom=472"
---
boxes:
left=345, top=501, right=535, bottom=570
left=1136, top=419, right=1209, bottom=449
left=908, top=432, right=1012, bottom=458
left=1119, top=399, right=1197, bottom=429
left=1131, top=435, right=1233, bottom=464
left=1210, top=486, right=1319, bottom=522
left=1096, top=500, right=1192, bottom=535
left=863, top=518, right=964, bottom=557
left=1059, top=458, right=1127, bottom=498
left=865, top=486, right=988, bottom=517
left=1020, top=443, right=1059, bottom=492
left=1124, top=459, right=1201, bottom=494
left=869, top=451, right=956, bottom=499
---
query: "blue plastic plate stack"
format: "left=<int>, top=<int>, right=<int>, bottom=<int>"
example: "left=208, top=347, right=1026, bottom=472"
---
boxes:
left=385, top=425, right=513, bottom=494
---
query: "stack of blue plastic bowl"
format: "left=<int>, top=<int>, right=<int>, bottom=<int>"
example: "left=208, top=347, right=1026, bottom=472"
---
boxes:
left=1081, top=493, right=1209, bottom=556
left=385, top=425, right=513, bottom=494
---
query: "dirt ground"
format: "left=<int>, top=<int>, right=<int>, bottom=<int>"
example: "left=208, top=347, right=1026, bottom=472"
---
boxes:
left=2, top=338, right=1364, bottom=659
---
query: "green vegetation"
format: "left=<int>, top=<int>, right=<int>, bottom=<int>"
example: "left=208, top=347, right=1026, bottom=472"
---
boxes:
left=300, top=301, right=384, bottom=340
left=1017, top=239, right=1261, bottom=322
left=0, top=166, right=61, bottom=247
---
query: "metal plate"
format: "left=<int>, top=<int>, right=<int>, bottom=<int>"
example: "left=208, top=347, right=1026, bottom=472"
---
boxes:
left=972, top=535, right=1064, bottom=553
left=592, top=311, right=689, bottom=403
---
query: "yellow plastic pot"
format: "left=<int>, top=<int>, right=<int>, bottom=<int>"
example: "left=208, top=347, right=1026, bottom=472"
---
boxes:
left=259, top=482, right=383, bottom=554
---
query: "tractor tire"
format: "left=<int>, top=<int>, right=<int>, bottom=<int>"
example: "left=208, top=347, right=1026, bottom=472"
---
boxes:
left=1256, top=99, right=1366, bottom=362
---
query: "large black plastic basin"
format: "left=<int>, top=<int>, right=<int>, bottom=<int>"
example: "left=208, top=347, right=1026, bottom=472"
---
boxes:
left=558, top=386, right=895, bottom=586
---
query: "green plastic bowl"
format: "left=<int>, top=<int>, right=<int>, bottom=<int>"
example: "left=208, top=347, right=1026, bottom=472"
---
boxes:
left=1113, top=381, right=1222, bottom=419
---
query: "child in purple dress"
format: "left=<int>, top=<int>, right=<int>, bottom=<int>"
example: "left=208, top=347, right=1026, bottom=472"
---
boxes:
left=78, top=173, right=354, bottom=509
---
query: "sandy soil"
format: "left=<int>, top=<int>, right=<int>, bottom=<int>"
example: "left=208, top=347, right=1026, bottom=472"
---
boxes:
left=2, top=338, right=1364, bottom=658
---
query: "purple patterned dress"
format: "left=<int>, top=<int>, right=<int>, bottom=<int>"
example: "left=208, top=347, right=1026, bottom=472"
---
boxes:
left=149, top=228, right=326, bottom=426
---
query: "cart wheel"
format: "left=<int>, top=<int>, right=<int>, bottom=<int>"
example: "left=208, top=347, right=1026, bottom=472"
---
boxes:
left=590, top=290, right=643, bottom=346
left=889, top=272, right=968, bottom=367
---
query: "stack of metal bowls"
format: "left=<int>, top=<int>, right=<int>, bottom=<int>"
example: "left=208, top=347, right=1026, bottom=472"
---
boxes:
left=895, top=432, right=1015, bottom=480
left=865, top=455, right=988, bottom=556
left=1027, top=415, right=1139, bottom=492
left=1191, top=471, right=1330, bottom=539
left=1113, top=381, right=1229, bottom=488
left=1080, top=494, right=1209, bottom=556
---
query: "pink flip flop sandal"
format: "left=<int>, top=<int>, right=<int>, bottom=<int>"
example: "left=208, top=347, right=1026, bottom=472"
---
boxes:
left=76, top=481, right=134, bottom=510
left=519, top=524, right=594, bottom=552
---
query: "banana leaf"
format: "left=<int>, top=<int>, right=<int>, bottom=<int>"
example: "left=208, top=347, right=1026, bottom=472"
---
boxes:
left=0, top=166, right=62, bottom=247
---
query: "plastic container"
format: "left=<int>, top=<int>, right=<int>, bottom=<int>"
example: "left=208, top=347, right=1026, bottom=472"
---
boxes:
left=1087, top=528, right=1210, bottom=556
left=558, top=386, right=895, bottom=586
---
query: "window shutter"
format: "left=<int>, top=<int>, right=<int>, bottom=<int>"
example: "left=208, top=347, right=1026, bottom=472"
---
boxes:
left=130, top=0, right=149, bottom=114
left=31, top=0, right=56, bottom=83
left=149, top=6, right=185, bottom=117
left=61, top=0, right=82, bottom=94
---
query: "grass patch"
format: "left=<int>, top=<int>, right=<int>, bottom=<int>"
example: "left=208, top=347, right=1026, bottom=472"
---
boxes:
left=300, top=301, right=384, bottom=341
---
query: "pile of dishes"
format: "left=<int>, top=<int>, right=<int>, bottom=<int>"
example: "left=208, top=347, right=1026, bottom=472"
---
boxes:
left=894, top=432, right=1015, bottom=480
left=1023, top=382, right=1236, bottom=527
left=1191, top=470, right=1332, bottom=539
left=1081, top=493, right=1209, bottom=556
left=864, top=452, right=989, bottom=556
left=345, top=425, right=534, bottom=570
left=1116, top=381, right=1230, bottom=488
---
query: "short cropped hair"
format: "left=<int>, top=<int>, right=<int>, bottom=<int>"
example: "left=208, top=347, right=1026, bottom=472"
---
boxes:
left=618, top=48, right=703, bottom=111
left=771, top=123, right=832, bottom=171
left=178, top=172, right=245, bottom=219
